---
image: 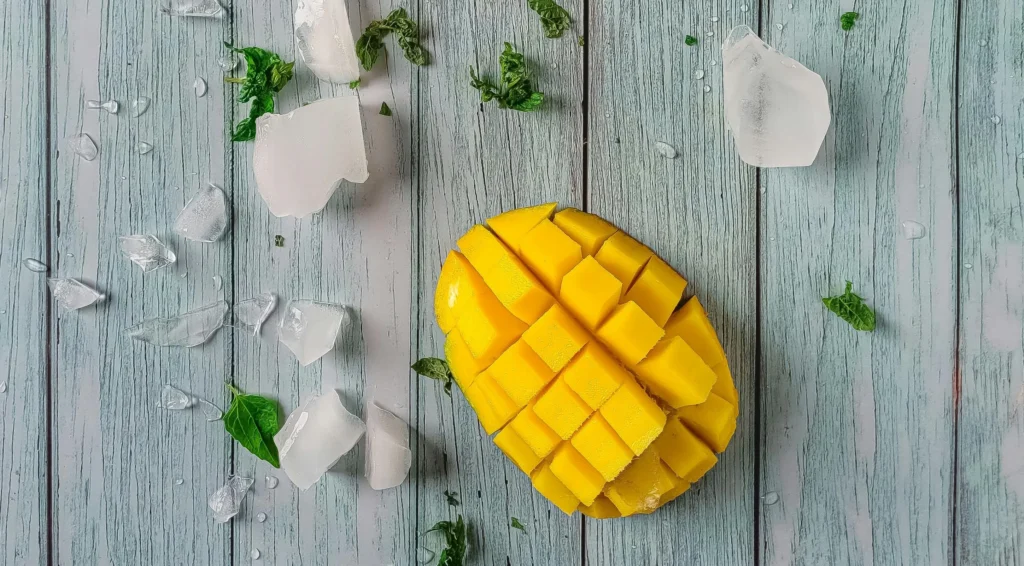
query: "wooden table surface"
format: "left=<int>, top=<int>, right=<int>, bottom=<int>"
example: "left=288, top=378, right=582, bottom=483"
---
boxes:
left=2, top=0, right=1022, bottom=564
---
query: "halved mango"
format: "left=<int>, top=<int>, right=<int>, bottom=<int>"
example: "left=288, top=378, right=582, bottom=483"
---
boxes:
left=711, top=360, right=739, bottom=406
left=635, top=336, right=717, bottom=408
left=458, top=225, right=554, bottom=324
left=444, top=328, right=487, bottom=390
left=532, top=463, right=581, bottom=515
left=664, top=297, right=726, bottom=367
left=603, top=449, right=679, bottom=516
left=463, top=372, right=520, bottom=434
left=454, top=290, right=527, bottom=367
left=486, top=202, right=557, bottom=253
left=552, top=208, right=618, bottom=257
left=509, top=404, right=563, bottom=459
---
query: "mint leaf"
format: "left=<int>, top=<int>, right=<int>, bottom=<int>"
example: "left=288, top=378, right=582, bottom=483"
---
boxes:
left=224, top=384, right=283, bottom=467
left=470, top=43, right=545, bottom=112
left=224, top=44, right=295, bottom=142
left=380, top=102, right=393, bottom=116
left=355, top=8, right=430, bottom=71
left=685, top=35, right=698, bottom=46
left=428, top=515, right=467, bottom=566
left=412, top=357, right=453, bottom=396
left=274, top=235, right=285, bottom=247
left=511, top=517, right=526, bottom=532
left=578, top=35, right=585, bottom=47
left=840, top=11, right=860, bottom=31
left=444, top=489, right=460, bottom=507
left=349, top=79, right=361, bottom=89
left=528, top=0, right=572, bottom=39
left=822, top=281, right=876, bottom=331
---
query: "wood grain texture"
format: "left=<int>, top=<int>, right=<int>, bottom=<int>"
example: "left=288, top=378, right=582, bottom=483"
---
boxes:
left=230, top=0, right=415, bottom=564
left=413, top=0, right=585, bottom=563
left=956, top=0, right=1024, bottom=563
left=585, top=1, right=757, bottom=564
left=49, top=3, right=232, bottom=564
left=758, top=2, right=957, bottom=565
left=0, top=1, right=48, bottom=564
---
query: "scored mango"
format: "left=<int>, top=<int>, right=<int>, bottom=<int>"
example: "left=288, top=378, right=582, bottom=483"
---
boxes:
left=433, top=204, right=738, bottom=518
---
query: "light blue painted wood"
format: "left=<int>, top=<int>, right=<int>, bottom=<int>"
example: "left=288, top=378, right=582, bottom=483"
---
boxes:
left=758, top=2, right=957, bottom=565
left=48, top=2, right=232, bottom=563
left=585, top=1, right=757, bottom=564
left=0, top=2, right=49, bottom=564
left=956, top=0, right=1024, bottom=563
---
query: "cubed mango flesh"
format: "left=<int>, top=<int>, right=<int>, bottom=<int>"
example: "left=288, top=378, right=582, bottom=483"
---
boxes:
left=519, top=220, right=584, bottom=294
left=658, top=481, right=692, bottom=508
left=494, top=426, right=543, bottom=475
left=594, top=232, right=654, bottom=294
left=463, top=372, right=520, bottom=434
left=532, top=463, right=581, bottom=515
left=488, top=339, right=556, bottom=407
left=596, top=302, right=665, bottom=366
left=509, top=404, right=563, bottom=458
left=635, top=336, right=717, bottom=408
left=552, top=208, right=618, bottom=257
left=560, top=256, right=622, bottom=330
left=571, top=413, right=635, bottom=481
left=561, top=343, right=629, bottom=410
left=444, top=328, right=487, bottom=390
left=654, top=417, right=718, bottom=483
left=579, top=495, right=622, bottom=519
left=533, top=378, right=593, bottom=439
left=711, top=360, right=739, bottom=406
left=457, top=225, right=554, bottom=323
left=486, top=202, right=557, bottom=253
left=603, top=449, right=679, bottom=516
left=599, top=378, right=666, bottom=455
left=522, top=305, right=590, bottom=372
left=454, top=290, right=527, bottom=367
left=549, top=444, right=606, bottom=506
left=435, top=251, right=471, bottom=334
left=624, top=256, right=688, bottom=327
left=676, top=393, right=738, bottom=453
left=664, top=297, right=726, bottom=368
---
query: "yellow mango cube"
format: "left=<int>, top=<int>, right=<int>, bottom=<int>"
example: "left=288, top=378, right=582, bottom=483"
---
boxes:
left=596, top=302, right=665, bottom=366
left=488, top=339, right=556, bottom=407
left=561, top=343, right=629, bottom=410
left=463, top=372, right=520, bottom=434
left=658, top=482, right=692, bottom=508
left=579, top=495, right=622, bottom=519
left=444, top=328, right=487, bottom=390
left=486, top=202, right=557, bottom=253
left=571, top=413, right=635, bottom=481
left=635, top=336, right=717, bottom=408
left=594, top=232, right=654, bottom=294
left=654, top=417, right=718, bottom=483
left=533, top=378, right=593, bottom=439
left=532, top=463, right=580, bottom=515
left=435, top=250, right=469, bottom=334
left=519, top=220, right=584, bottom=294
left=509, top=404, right=563, bottom=458
left=549, top=444, right=606, bottom=506
left=559, top=256, right=622, bottom=330
left=603, top=449, right=679, bottom=516
left=599, top=378, right=666, bottom=455
left=676, top=393, right=739, bottom=453
left=552, top=208, right=618, bottom=257
left=457, top=225, right=554, bottom=323
left=711, top=360, right=739, bottom=406
left=664, top=297, right=726, bottom=367
left=454, top=290, right=527, bottom=367
left=522, top=305, right=590, bottom=372
left=494, top=426, right=543, bottom=475
left=623, top=256, right=688, bottom=326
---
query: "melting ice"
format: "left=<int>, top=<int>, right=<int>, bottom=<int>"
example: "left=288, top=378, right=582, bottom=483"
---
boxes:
left=294, top=0, right=361, bottom=84
left=278, top=300, right=351, bottom=366
left=125, top=300, right=229, bottom=347
left=274, top=390, right=366, bottom=490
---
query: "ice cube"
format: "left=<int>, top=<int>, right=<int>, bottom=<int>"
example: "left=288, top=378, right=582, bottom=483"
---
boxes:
left=294, top=0, right=361, bottom=84
left=253, top=96, right=368, bottom=218
left=256, top=512, right=267, bottom=523
left=364, top=402, right=412, bottom=490
left=173, top=183, right=231, bottom=242
left=250, top=549, right=260, bottom=560
left=159, top=384, right=195, bottom=410
left=654, top=142, right=677, bottom=159
left=0, top=381, right=8, bottom=394
left=119, top=235, right=177, bottom=272
left=218, top=52, right=239, bottom=72
left=130, top=97, right=151, bottom=117
left=23, top=258, right=48, bottom=273
left=48, top=278, right=105, bottom=310
left=68, top=133, right=99, bottom=161
left=278, top=300, right=351, bottom=366
left=902, top=220, right=926, bottom=240
left=198, top=398, right=223, bottom=421
left=194, top=77, right=208, bottom=98
left=208, top=474, right=254, bottom=523
left=86, top=99, right=120, bottom=114
left=234, top=292, right=278, bottom=337
left=722, top=26, right=831, bottom=167
left=265, top=475, right=279, bottom=489
left=161, top=0, right=224, bottom=18
left=125, top=300, right=229, bottom=347
left=274, top=390, right=366, bottom=490
left=136, top=142, right=154, bottom=155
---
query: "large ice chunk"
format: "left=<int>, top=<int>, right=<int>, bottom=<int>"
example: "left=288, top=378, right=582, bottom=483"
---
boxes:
left=722, top=26, right=831, bottom=167
left=208, top=474, right=254, bottom=523
left=161, top=0, right=224, bottom=17
left=364, top=402, right=412, bottom=490
left=274, top=390, right=366, bottom=490
left=125, top=300, right=229, bottom=347
left=234, top=292, right=278, bottom=337
left=120, top=235, right=176, bottom=273
left=278, top=300, right=351, bottom=366
left=48, top=278, right=105, bottom=310
left=253, top=97, right=368, bottom=218
left=173, top=183, right=231, bottom=242
left=295, top=0, right=361, bottom=84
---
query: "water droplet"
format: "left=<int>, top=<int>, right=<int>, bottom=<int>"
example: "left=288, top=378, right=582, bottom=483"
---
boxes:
left=654, top=141, right=677, bottom=159
left=788, top=3, right=794, bottom=8
left=174, top=478, right=184, bottom=485
left=250, top=548, right=260, bottom=560
left=213, top=275, right=223, bottom=290
left=979, top=39, right=988, bottom=47
left=417, top=548, right=436, bottom=563
left=23, top=258, right=48, bottom=273
left=694, top=69, right=705, bottom=80
left=265, top=475, right=279, bottom=489
left=0, top=381, right=7, bottom=394
left=256, top=512, right=267, bottom=523
left=86, top=99, right=120, bottom=114
left=136, top=141, right=154, bottom=155
left=990, top=115, right=1001, bottom=125
left=740, top=4, right=749, bottom=12
left=130, top=97, right=151, bottom=117
left=710, top=16, right=720, bottom=23
left=776, top=23, right=785, bottom=31
left=1018, top=152, right=1024, bottom=159
left=706, top=30, right=715, bottom=37
left=703, top=85, right=711, bottom=93
left=67, top=133, right=99, bottom=161
left=710, top=60, right=717, bottom=66
left=762, top=491, right=779, bottom=505
left=218, top=53, right=239, bottom=72
left=964, top=263, right=973, bottom=269
left=194, top=77, right=208, bottom=98
left=901, top=220, right=926, bottom=240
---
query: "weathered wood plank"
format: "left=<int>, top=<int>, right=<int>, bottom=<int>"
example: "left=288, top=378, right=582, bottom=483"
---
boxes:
left=584, top=1, right=757, bottom=563
left=956, top=1, right=1024, bottom=563
left=414, top=1, right=585, bottom=563
left=230, top=1, right=415, bottom=564
left=49, top=4, right=232, bottom=563
left=759, top=2, right=957, bottom=564
left=0, top=1, right=49, bottom=564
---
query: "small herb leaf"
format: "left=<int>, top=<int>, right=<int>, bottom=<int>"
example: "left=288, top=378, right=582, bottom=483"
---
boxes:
left=412, top=357, right=454, bottom=396
left=511, top=517, right=526, bottom=532
left=427, top=515, right=467, bottom=566
left=685, top=35, right=698, bottom=46
left=822, top=281, right=876, bottom=331
left=274, top=235, right=285, bottom=247
left=840, top=11, right=860, bottom=31
left=444, top=490, right=460, bottom=507
left=349, top=79, right=361, bottom=89
left=470, top=43, right=545, bottom=112
left=224, top=44, right=295, bottom=142
left=577, top=35, right=585, bottom=47
left=380, top=102, right=393, bottom=116
left=223, top=384, right=283, bottom=467
left=527, top=0, right=572, bottom=39
left=355, top=9, right=430, bottom=71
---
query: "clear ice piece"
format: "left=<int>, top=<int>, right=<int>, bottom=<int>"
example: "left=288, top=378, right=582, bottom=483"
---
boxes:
left=218, top=52, right=239, bottom=72
left=250, top=549, right=261, bottom=560
left=762, top=491, right=780, bottom=505
left=173, top=183, right=231, bottom=242
left=125, top=300, right=230, bottom=347
left=722, top=26, right=831, bottom=167
left=274, top=390, right=366, bottom=490
left=161, top=0, right=224, bottom=18
left=364, top=402, right=412, bottom=490
left=278, top=300, right=351, bottom=366
left=208, top=474, right=254, bottom=523
left=68, top=133, right=99, bottom=161
left=0, top=382, right=8, bottom=394
left=256, top=512, right=267, bottom=523
left=294, top=0, right=361, bottom=84
left=137, top=141, right=154, bottom=155
left=86, top=99, right=120, bottom=114
left=902, top=220, right=926, bottom=240
left=253, top=96, right=368, bottom=218
left=23, top=258, right=48, bottom=273
left=159, top=384, right=195, bottom=410
left=119, top=235, right=177, bottom=272
left=194, top=77, right=208, bottom=97
left=199, top=398, right=224, bottom=421
left=265, top=475, right=279, bottom=489
left=654, top=141, right=677, bottom=159
left=235, top=293, right=278, bottom=337
left=48, top=278, right=104, bottom=310
left=130, top=97, right=151, bottom=117
left=212, top=275, right=223, bottom=291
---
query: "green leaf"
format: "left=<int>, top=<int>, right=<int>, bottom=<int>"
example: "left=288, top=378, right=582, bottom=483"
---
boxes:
left=380, top=102, right=393, bottom=116
left=444, top=490, right=460, bottom=507
left=355, top=9, right=430, bottom=71
left=511, top=517, right=526, bottom=532
left=527, top=0, right=572, bottom=39
left=349, top=79, right=361, bottom=89
left=274, top=235, right=285, bottom=247
left=224, top=44, right=294, bottom=142
left=268, top=61, right=295, bottom=92
left=428, top=515, right=467, bottom=566
left=223, top=384, right=283, bottom=467
left=822, top=281, right=876, bottom=332
left=840, top=11, right=860, bottom=31
left=685, top=35, right=698, bottom=46
left=577, top=35, right=585, bottom=47
left=231, top=117, right=257, bottom=142
left=470, top=43, right=545, bottom=112
left=412, top=357, right=454, bottom=396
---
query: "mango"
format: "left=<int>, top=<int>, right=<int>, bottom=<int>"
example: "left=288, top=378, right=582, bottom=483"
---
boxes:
left=519, top=219, right=584, bottom=293
left=488, top=339, right=556, bottom=407
left=522, top=304, right=591, bottom=372
left=458, top=224, right=554, bottom=323
left=571, top=413, right=635, bottom=481
left=549, top=444, right=606, bottom=506
left=509, top=404, right=563, bottom=459
left=603, top=449, right=679, bottom=516
left=594, top=231, right=654, bottom=294
left=676, top=393, right=739, bottom=453
left=624, top=256, right=688, bottom=326
left=664, top=297, right=726, bottom=367
left=635, top=336, right=717, bottom=408
left=596, top=302, right=665, bottom=366
left=487, top=202, right=557, bottom=253
left=560, top=256, right=622, bottom=330
left=561, top=343, right=629, bottom=410
left=552, top=208, right=618, bottom=257
left=534, top=377, right=592, bottom=439
left=599, top=378, right=666, bottom=456
left=494, top=426, right=543, bottom=475
left=532, top=463, right=581, bottom=515
left=654, top=417, right=718, bottom=483
left=444, top=328, right=486, bottom=390
left=579, top=495, right=622, bottom=519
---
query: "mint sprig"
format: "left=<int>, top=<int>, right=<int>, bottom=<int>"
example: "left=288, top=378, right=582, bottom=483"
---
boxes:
left=528, top=0, right=572, bottom=39
left=822, top=281, right=876, bottom=331
left=355, top=8, right=430, bottom=71
left=224, top=43, right=295, bottom=142
left=470, top=43, right=545, bottom=112
left=224, top=384, right=283, bottom=467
